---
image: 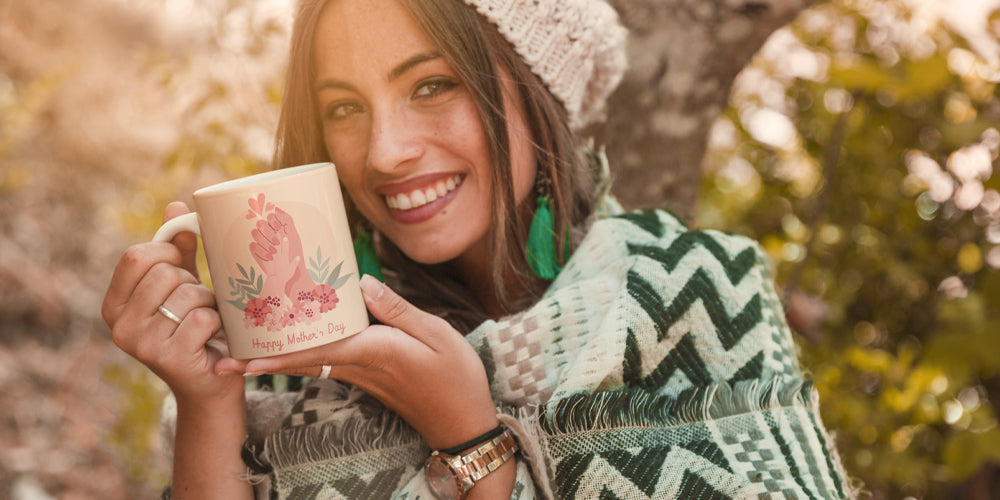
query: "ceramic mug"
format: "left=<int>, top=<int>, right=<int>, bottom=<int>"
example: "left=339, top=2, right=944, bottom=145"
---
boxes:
left=153, top=163, right=369, bottom=359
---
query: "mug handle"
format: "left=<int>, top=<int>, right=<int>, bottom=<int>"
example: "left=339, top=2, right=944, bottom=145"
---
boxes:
left=149, top=211, right=231, bottom=357
left=152, top=212, right=200, bottom=243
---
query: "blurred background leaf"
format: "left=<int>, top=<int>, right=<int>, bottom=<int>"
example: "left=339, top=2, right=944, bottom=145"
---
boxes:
left=700, top=0, right=1000, bottom=497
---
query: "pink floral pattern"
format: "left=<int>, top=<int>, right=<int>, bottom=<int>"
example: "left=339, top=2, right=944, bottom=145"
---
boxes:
left=240, top=287, right=340, bottom=332
left=243, top=295, right=325, bottom=332
left=311, top=284, right=340, bottom=313
left=243, top=298, right=272, bottom=328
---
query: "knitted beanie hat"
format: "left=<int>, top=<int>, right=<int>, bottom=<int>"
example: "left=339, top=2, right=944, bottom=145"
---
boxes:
left=462, top=0, right=628, bottom=128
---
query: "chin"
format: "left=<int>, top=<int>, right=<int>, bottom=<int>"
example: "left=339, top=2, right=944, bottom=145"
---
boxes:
left=393, top=241, right=464, bottom=267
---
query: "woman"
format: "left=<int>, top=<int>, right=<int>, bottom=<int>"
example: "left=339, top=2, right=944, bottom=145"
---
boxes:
left=102, top=0, right=852, bottom=498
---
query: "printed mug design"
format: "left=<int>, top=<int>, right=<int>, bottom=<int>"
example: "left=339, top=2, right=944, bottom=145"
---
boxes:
left=226, top=194, right=353, bottom=332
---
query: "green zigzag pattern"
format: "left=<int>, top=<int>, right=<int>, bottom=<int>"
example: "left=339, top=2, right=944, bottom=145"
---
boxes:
left=627, top=268, right=763, bottom=349
left=597, top=446, right=672, bottom=496
left=554, top=443, right=735, bottom=499
left=554, top=452, right=595, bottom=498
left=678, top=469, right=729, bottom=499
left=624, top=329, right=713, bottom=390
left=614, top=210, right=667, bottom=238
left=627, top=233, right=757, bottom=285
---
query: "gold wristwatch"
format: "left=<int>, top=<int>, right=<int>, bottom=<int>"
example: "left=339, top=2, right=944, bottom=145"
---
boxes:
left=424, top=427, right=518, bottom=500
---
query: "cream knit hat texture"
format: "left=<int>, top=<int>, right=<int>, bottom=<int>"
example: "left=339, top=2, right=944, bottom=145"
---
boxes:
left=462, top=0, right=628, bottom=128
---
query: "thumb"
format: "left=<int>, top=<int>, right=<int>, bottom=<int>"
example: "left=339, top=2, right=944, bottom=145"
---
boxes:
left=360, top=274, right=448, bottom=340
left=163, top=201, right=199, bottom=278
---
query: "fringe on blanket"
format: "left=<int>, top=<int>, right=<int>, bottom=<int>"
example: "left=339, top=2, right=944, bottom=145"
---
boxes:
left=538, top=377, right=813, bottom=435
left=259, top=406, right=423, bottom=471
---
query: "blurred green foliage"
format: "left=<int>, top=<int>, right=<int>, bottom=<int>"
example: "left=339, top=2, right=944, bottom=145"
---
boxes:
left=102, top=363, right=170, bottom=489
left=699, top=0, right=1000, bottom=497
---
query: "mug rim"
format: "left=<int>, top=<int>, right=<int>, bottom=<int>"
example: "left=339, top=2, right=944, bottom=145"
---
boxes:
left=193, top=162, right=333, bottom=197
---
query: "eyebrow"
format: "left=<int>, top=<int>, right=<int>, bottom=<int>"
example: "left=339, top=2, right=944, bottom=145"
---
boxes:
left=388, top=51, right=441, bottom=81
left=314, top=51, right=442, bottom=93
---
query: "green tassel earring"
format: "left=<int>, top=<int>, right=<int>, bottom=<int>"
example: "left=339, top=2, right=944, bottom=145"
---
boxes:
left=527, top=188, right=566, bottom=280
left=353, top=231, right=384, bottom=282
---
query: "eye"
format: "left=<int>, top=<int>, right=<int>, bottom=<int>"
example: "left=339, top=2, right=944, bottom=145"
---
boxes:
left=413, top=78, right=458, bottom=100
left=324, top=101, right=364, bottom=121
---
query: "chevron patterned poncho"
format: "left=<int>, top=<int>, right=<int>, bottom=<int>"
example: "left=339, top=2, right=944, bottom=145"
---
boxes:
left=228, top=208, right=852, bottom=499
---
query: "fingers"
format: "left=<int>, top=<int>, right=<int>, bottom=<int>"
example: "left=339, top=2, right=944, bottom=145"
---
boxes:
left=103, top=242, right=185, bottom=327
left=109, top=264, right=199, bottom=363
left=255, top=219, right=279, bottom=246
left=169, top=306, right=224, bottom=355
left=250, top=241, right=273, bottom=263
left=116, top=262, right=199, bottom=343
left=359, top=275, right=453, bottom=346
left=271, top=207, right=293, bottom=229
left=160, top=282, right=217, bottom=324
left=214, top=356, right=249, bottom=376
left=163, top=202, right=199, bottom=278
left=242, top=324, right=417, bottom=376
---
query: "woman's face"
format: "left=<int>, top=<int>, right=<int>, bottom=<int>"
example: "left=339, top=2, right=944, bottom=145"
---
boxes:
left=313, top=0, right=536, bottom=270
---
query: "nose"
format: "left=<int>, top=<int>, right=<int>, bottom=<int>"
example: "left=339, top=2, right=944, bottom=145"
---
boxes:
left=366, top=104, right=424, bottom=174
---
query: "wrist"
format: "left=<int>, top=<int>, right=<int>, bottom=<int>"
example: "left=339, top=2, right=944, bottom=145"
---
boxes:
left=174, top=386, right=246, bottom=418
left=425, top=416, right=500, bottom=452
left=424, top=425, right=519, bottom=500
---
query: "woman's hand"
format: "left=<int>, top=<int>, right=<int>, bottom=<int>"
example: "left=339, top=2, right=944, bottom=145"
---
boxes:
left=102, top=202, right=244, bottom=402
left=250, top=207, right=316, bottom=301
left=218, top=275, right=499, bottom=450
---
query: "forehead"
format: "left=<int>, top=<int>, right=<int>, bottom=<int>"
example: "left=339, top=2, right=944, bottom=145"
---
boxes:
left=313, top=0, right=436, bottom=80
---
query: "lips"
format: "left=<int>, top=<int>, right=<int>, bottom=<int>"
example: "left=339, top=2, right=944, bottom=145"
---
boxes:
left=384, top=174, right=464, bottom=210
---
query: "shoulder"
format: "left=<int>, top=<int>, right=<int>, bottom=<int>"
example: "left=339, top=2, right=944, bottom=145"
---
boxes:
left=585, top=207, right=768, bottom=271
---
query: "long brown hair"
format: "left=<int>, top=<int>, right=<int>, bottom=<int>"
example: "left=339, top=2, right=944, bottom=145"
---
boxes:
left=274, top=0, right=601, bottom=331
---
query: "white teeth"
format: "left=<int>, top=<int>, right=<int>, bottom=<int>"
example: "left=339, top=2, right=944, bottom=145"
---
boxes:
left=411, top=190, right=427, bottom=206
left=396, top=193, right=412, bottom=210
left=385, top=175, right=463, bottom=211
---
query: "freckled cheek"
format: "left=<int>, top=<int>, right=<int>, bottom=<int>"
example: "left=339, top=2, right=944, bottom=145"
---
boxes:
left=326, top=146, right=372, bottom=214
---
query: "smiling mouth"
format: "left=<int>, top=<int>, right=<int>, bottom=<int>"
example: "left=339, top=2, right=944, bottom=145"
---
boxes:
left=384, top=174, right=464, bottom=210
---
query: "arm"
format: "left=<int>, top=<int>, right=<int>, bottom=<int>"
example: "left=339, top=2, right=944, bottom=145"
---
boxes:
left=102, top=203, right=253, bottom=500
left=171, top=390, right=251, bottom=499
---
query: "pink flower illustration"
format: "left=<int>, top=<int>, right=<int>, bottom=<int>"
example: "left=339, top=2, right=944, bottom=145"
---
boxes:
left=276, top=302, right=304, bottom=328
left=311, top=284, right=339, bottom=313
left=266, top=314, right=283, bottom=332
left=244, top=298, right=272, bottom=328
left=265, top=295, right=282, bottom=308
left=299, top=300, right=322, bottom=324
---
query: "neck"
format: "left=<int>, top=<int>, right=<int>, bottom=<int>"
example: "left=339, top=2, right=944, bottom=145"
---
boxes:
left=452, top=196, right=537, bottom=319
left=451, top=237, right=508, bottom=319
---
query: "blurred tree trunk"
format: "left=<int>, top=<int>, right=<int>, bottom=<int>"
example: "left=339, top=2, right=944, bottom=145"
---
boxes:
left=603, top=0, right=820, bottom=221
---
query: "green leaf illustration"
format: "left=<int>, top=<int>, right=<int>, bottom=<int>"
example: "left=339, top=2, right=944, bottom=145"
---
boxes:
left=237, top=262, right=250, bottom=281
left=308, top=245, right=332, bottom=283
left=331, top=272, right=352, bottom=289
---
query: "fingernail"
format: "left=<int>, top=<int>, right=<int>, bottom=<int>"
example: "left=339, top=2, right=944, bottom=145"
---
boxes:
left=243, top=371, right=261, bottom=377
left=360, top=274, right=384, bottom=301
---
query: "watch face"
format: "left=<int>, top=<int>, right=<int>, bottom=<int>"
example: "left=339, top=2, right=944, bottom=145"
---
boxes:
left=425, top=459, right=460, bottom=499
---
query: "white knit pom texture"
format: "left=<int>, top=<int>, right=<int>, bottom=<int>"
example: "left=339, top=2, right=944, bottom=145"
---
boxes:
left=463, top=0, right=628, bottom=128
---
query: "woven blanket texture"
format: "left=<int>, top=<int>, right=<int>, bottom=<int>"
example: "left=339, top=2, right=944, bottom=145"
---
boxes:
left=228, top=208, right=852, bottom=499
